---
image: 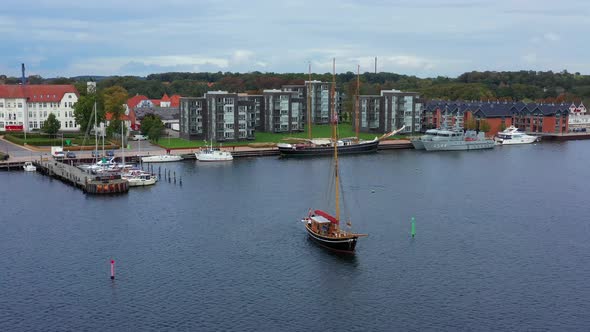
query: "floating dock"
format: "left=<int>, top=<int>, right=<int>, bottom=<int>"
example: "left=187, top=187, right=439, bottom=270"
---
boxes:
left=35, top=159, right=129, bottom=194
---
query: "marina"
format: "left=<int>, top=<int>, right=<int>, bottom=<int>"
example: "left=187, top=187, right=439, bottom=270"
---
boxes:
left=1, top=140, right=589, bottom=331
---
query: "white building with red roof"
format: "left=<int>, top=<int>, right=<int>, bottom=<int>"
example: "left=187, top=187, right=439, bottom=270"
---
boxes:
left=0, top=84, right=79, bottom=132
left=568, top=102, right=590, bottom=132
left=120, top=93, right=182, bottom=130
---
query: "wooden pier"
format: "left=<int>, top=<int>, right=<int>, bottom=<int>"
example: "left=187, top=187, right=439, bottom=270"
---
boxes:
left=35, top=159, right=129, bottom=194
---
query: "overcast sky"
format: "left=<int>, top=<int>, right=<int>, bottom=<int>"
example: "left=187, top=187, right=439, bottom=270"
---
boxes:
left=1, top=0, right=588, bottom=78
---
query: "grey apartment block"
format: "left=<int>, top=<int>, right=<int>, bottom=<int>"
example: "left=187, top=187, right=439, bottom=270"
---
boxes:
left=180, top=91, right=255, bottom=141
left=282, top=81, right=335, bottom=125
left=262, top=90, right=304, bottom=133
left=359, top=95, right=382, bottom=132
left=245, top=95, right=264, bottom=131
left=179, top=96, right=206, bottom=140
left=357, top=90, right=423, bottom=134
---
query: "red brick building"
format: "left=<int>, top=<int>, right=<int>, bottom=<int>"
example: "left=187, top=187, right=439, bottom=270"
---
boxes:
left=423, top=100, right=570, bottom=136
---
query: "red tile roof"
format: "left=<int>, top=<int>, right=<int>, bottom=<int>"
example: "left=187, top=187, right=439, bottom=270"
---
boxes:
left=0, top=84, right=78, bottom=102
left=105, top=113, right=131, bottom=121
left=126, top=94, right=149, bottom=110
left=170, top=94, right=181, bottom=107
left=161, top=93, right=170, bottom=101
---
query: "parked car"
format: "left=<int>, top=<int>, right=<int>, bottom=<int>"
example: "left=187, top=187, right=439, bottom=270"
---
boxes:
left=0, top=152, right=9, bottom=160
left=66, top=151, right=76, bottom=159
left=106, top=150, right=115, bottom=157
left=92, top=150, right=101, bottom=158
left=132, top=134, right=148, bottom=141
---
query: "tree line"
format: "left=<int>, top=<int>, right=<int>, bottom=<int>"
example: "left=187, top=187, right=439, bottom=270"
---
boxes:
left=3, top=70, right=589, bottom=127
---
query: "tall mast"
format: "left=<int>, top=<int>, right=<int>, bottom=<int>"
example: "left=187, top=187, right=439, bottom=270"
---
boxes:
left=307, top=62, right=312, bottom=140
left=355, top=64, right=360, bottom=140
left=94, top=101, right=98, bottom=160
left=332, top=58, right=340, bottom=224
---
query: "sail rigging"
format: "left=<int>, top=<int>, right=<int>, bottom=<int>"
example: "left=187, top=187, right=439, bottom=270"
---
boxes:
left=307, top=63, right=312, bottom=140
left=355, top=64, right=360, bottom=140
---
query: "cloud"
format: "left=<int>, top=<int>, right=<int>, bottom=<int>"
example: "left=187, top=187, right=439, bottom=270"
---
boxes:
left=0, top=0, right=589, bottom=77
left=543, top=32, right=560, bottom=41
left=522, top=53, right=537, bottom=64
left=66, top=55, right=230, bottom=76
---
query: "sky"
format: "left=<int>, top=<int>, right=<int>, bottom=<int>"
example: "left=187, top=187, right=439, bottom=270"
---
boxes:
left=0, top=0, right=588, bottom=78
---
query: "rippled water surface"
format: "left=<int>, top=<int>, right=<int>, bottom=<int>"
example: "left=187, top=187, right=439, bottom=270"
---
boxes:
left=1, top=141, right=589, bottom=331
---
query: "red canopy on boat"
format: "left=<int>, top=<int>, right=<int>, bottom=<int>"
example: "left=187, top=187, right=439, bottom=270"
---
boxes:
left=314, top=210, right=338, bottom=224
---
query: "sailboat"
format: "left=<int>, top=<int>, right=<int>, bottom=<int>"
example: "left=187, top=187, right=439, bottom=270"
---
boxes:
left=301, top=59, right=367, bottom=253
left=277, top=64, right=404, bottom=157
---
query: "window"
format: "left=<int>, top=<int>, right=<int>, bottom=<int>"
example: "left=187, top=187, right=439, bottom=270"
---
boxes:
left=43, top=103, right=47, bottom=108
left=17, top=103, right=22, bottom=108
left=0, top=103, right=3, bottom=108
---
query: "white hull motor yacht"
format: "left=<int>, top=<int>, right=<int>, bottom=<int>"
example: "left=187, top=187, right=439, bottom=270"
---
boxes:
left=23, top=162, right=37, bottom=172
left=494, top=126, right=539, bottom=145
left=195, top=148, right=233, bottom=161
left=141, top=154, right=183, bottom=163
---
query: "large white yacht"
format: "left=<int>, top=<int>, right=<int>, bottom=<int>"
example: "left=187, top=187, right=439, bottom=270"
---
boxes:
left=494, top=126, right=539, bottom=145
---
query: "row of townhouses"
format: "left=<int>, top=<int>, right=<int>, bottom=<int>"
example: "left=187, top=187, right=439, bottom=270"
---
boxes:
left=423, top=100, right=588, bottom=136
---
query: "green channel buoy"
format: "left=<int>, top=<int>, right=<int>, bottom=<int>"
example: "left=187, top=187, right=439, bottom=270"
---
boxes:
left=411, top=217, right=416, bottom=238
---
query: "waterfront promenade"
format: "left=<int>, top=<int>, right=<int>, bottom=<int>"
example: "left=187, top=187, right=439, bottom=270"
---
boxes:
left=0, top=137, right=413, bottom=166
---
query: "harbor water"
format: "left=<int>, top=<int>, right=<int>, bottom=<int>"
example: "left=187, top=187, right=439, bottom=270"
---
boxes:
left=1, top=141, right=589, bottom=331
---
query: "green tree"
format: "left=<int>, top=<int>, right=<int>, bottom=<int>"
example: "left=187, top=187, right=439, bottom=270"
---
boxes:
left=74, top=94, right=102, bottom=133
left=465, top=118, right=478, bottom=130
left=479, top=120, right=491, bottom=133
left=42, top=113, right=61, bottom=136
left=102, top=86, right=128, bottom=137
left=499, top=122, right=507, bottom=132
left=140, top=113, right=165, bottom=142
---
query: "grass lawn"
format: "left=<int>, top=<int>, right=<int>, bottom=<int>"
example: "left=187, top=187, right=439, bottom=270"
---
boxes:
left=157, top=124, right=407, bottom=149
left=3, top=133, right=118, bottom=148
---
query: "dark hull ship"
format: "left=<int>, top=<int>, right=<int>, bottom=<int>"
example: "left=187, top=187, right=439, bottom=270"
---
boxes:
left=301, top=59, right=367, bottom=253
left=278, top=139, right=379, bottom=157
left=303, top=210, right=364, bottom=253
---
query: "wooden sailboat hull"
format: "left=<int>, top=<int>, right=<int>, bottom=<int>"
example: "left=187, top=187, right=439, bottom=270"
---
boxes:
left=305, top=226, right=358, bottom=253
left=279, top=140, right=379, bottom=157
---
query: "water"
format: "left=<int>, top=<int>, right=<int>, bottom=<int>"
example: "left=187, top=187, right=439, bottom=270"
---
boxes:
left=1, top=142, right=589, bottom=331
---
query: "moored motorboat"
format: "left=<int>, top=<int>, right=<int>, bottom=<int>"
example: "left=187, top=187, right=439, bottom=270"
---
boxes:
left=195, top=146, right=233, bottom=161
left=23, top=162, right=37, bottom=172
left=141, top=154, right=183, bottom=163
left=494, top=126, right=539, bottom=145
left=122, top=170, right=157, bottom=187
